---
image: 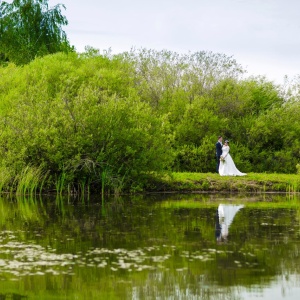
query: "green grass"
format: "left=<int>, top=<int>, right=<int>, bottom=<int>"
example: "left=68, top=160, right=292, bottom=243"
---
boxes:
left=149, top=172, right=300, bottom=193
left=15, top=165, right=45, bottom=196
left=1, top=167, right=299, bottom=196
left=159, top=199, right=300, bottom=209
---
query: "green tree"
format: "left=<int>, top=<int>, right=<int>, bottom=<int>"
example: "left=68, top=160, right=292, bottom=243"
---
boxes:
left=0, top=52, right=174, bottom=193
left=120, top=49, right=245, bottom=111
left=0, top=0, right=72, bottom=64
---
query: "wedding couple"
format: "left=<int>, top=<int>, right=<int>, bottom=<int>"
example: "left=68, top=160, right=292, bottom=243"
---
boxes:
left=215, top=136, right=246, bottom=176
left=215, top=204, right=244, bottom=242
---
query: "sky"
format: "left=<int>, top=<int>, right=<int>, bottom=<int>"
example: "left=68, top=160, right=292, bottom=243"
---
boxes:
left=44, top=0, right=300, bottom=84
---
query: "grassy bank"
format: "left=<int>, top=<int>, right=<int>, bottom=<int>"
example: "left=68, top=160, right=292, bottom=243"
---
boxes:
left=0, top=169, right=299, bottom=196
left=148, top=172, right=300, bottom=194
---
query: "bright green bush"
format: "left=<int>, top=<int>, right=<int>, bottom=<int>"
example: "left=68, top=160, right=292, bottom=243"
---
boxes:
left=0, top=52, right=174, bottom=193
left=0, top=48, right=299, bottom=195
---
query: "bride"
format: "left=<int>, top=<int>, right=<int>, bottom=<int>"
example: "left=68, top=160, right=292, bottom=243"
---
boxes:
left=219, top=140, right=246, bottom=176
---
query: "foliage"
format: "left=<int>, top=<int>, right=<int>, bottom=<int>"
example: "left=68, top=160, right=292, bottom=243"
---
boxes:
left=118, top=49, right=300, bottom=175
left=297, top=163, right=300, bottom=175
left=0, top=47, right=299, bottom=194
left=0, top=52, right=174, bottom=193
left=0, top=0, right=73, bottom=64
left=120, top=48, right=245, bottom=110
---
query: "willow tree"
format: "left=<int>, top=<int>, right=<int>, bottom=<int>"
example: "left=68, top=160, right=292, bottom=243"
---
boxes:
left=0, top=0, right=73, bottom=64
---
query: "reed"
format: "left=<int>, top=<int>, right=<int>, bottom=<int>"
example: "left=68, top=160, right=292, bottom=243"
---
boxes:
left=78, top=178, right=87, bottom=202
left=1, top=166, right=299, bottom=197
left=0, top=167, right=12, bottom=193
left=14, top=165, right=46, bottom=196
left=101, top=170, right=107, bottom=197
left=39, top=170, right=49, bottom=196
left=55, top=172, right=66, bottom=195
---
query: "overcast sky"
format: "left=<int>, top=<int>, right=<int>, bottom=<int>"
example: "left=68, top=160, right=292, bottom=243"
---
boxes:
left=46, top=0, right=300, bottom=84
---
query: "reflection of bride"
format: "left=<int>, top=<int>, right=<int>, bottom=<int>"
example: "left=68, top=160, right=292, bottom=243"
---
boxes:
left=219, top=140, right=246, bottom=176
left=216, top=204, right=244, bottom=242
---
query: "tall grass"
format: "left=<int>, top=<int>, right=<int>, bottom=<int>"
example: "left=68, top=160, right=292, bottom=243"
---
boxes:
left=1, top=166, right=299, bottom=197
left=55, top=172, right=66, bottom=195
left=14, top=165, right=47, bottom=196
left=100, top=168, right=127, bottom=198
left=0, top=167, right=12, bottom=193
left=0, top=164, right=128, bottom=197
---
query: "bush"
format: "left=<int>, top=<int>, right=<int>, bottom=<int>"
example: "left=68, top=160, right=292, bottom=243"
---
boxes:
left=0, top=53, right=174, bottom=193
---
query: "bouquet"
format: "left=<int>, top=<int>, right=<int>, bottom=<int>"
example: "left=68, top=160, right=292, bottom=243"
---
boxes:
left=220, top=156, right=225, bottom=164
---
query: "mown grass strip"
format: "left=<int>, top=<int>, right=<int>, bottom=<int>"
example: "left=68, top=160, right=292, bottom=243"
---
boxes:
left=150, top=172, right=300, bottom=193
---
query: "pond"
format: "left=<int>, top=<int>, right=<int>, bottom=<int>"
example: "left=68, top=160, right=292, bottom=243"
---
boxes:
left=0, top=193, right=300, bottom=299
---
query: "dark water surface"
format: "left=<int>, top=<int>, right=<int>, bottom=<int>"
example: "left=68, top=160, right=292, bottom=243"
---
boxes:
left=0, top=193, right=300, bottom=299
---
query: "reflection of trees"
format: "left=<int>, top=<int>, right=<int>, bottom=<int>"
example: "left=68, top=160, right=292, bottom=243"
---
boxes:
left=134, top=270, right=241, bottom=300
left=212, top=207, right=300, bottom=286
left=0, top=293, right=28, bottom=300
left=0, top=194, right=300, bottom=298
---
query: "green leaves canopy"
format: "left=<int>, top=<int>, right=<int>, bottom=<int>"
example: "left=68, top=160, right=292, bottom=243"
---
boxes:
left=0, top=47, right=299, bottom=194
left=0, top=52, right=174, bottom=192
left=0, top=0, right=72, bottom=64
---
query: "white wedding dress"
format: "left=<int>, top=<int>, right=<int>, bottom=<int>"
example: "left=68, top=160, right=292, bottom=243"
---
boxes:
left=219, top=145, right=246, bottom=176
left=217, top=204, right=244, bottom=241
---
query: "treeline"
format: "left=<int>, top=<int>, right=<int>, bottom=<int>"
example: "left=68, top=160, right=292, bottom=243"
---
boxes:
left=0, top=49, right=299, bottom=194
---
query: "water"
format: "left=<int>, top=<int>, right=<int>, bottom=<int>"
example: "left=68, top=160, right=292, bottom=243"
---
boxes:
left=0, top=193, right=300, bottom=299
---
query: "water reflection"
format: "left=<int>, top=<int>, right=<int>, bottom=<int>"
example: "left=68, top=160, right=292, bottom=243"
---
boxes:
left=0, top=194, right=300, bottom=299
left=0, top=293, right=28, bottom=299
left=215, top=204, right=244, bottom=243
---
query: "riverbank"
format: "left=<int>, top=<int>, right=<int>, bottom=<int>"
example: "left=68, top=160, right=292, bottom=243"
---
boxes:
left=148, top=172, right=300, bottom=193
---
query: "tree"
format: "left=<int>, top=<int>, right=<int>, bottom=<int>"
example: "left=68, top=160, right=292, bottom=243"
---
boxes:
left=0, top=52, right=174, bottom=193
left=0, top=0, right=73, bottom=64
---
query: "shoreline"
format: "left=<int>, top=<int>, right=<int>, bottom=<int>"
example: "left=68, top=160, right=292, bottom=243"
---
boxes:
left=146, top=172, right=300, bottom=194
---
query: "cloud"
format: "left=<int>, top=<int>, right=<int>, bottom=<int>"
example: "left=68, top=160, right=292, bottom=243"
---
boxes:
left=48, top=0, right=300, bottom=82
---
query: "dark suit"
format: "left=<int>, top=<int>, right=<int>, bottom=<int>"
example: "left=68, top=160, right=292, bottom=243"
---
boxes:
left=215, top=208, right=221, bottom=240
left=215, top=141, right=222, bottom=173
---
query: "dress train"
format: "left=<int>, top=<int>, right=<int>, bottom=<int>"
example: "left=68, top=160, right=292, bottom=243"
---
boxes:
left=219, top=146, right=246, bottom=176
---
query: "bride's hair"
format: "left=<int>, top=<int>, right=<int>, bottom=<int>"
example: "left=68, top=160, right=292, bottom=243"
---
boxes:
left=225, top=140, right=229, bottom=143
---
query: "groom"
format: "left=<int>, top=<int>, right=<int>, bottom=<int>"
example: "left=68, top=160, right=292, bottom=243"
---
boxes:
left=215, top=136, right=223, bottom=173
